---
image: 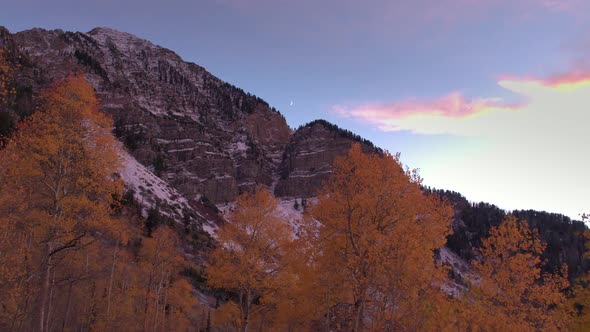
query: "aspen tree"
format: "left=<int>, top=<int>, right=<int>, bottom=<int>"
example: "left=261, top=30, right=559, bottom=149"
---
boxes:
left=307, top=143, right=453, bottom=331
left=207, top=187, right=293, bottom=332
left=472, top=216, right=570, bottom=331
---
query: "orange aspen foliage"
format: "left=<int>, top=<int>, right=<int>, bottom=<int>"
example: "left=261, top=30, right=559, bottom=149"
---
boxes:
left=305, top=143, right=453, bottom=331
left=213, top=302, right=241, bottom=331
left=137, top=227, right=193, bottom=332
left=207, top=187, right=293, bottom=332
left=0, top=74, right=203, bottom=331
left=470, top=215, right=571, bottom=331
left=0, top=74, right=123, bottom=331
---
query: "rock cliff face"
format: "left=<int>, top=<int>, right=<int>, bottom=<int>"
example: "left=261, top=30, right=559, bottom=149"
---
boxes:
left=0, top=26, right=374, bottom=205
left=275, top=120, right=377, bottom=198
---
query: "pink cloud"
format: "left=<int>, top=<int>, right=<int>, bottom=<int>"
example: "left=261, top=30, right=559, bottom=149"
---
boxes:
left=333, top=65, right=590, bottom=135
left=545, top=70, right=590, bottom=86
left=333, top=92, right=524, bottom=132
left=499, top=68, right=590, bottom=88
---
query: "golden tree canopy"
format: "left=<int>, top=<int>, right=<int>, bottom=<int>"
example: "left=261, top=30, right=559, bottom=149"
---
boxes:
left=471, top=215, right=570, bottom=331
left=308, top=143, right=453, bottom=330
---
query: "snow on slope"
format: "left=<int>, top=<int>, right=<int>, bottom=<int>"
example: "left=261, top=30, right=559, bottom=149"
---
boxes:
left=215, top=198, right=307, bottom=236
left=118, top=148, right=216, bottom=235
left=438, top=246, right=473, bottom=296
left=439, top=247, right=472, bottom=280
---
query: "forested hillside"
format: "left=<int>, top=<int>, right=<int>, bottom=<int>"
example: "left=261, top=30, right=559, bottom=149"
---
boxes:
left=426, top=189, right=589, bottom=281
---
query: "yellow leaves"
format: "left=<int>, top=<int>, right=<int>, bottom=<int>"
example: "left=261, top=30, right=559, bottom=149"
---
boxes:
left=209, top=187, right=292, bottom=289
left=135, top=227, right=196, bottom=331
left=0, top=74, right=130, bottom=331
left=0, top=74, right=204, bottom=331
left=213, top=302, right=241, bottom=330
left=139, top=227, right=182, bottom=272
left=0, top=213, right=37, bottom=328
left=1, top=74, right=122, bottom=228
left=207, top=186, right=295, bottom=330
left=304, top=143, right=453, bottom=329
left=471, top=216, right=571, bottom=331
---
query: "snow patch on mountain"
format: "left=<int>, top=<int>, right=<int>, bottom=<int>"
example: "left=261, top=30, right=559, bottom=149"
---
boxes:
left=439, top=246, right=472, bottom=281
left=118, top=148, right=216, bottom=235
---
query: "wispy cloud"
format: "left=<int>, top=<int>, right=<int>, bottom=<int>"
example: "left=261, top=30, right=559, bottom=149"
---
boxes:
left=332, top=68, right=590, bottom=137
left=501, top=71, right=590, bottom=88
left=333, top=92, right=525, bottom=135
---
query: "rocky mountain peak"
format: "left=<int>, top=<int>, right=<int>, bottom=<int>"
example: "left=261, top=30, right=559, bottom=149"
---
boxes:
left=87, top=26, right=142, bottom=43
left=274, top=119, right=379, bottom=198
left=2, top=25, right=378, bottom=207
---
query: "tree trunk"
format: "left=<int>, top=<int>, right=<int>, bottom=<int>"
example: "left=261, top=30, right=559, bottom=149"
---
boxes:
left=325, top=293, right=331, bottom=332
left=143, top=272, right=154, bottom=332
left=161, top=271, right=170, bottom=331
left=61, top=282, right=73, bottom=332
left=240, top=290, right=250, bottom=332
left=45, top=270, right=56, bottom=332
left=154, top=267, right=165, bottom=331
left=106, top=240, right=120, bottom=328
left=354, top=298, right=365, bottom=332
left=39, top=243, right=53, bottom=332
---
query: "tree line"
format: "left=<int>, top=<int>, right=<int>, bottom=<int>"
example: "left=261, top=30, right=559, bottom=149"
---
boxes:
left=424, top=188, right=589, bottom=281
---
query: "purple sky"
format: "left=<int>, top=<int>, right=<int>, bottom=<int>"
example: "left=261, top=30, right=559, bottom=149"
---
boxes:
left=2, top=0, right=589, bottom=219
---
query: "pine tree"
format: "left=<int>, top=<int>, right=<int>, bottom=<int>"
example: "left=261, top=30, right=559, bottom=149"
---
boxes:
left=569, top=226, right=590, bottom=331
left=0, top=50, right=14, bottom=106
left=0, top=50, right=16, bottom=147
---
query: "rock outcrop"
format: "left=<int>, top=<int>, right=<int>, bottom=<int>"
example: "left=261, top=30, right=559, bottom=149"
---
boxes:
left=275, top=120, right=378, bottom=198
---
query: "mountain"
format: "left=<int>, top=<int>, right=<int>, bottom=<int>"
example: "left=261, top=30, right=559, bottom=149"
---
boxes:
left=0, top=27, right=377, bottom=201
left=0, top=26, right=586, bottom=280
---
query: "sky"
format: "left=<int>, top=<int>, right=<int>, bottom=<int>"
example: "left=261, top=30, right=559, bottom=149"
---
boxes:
left=1, top=0, right=588, bottom=219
